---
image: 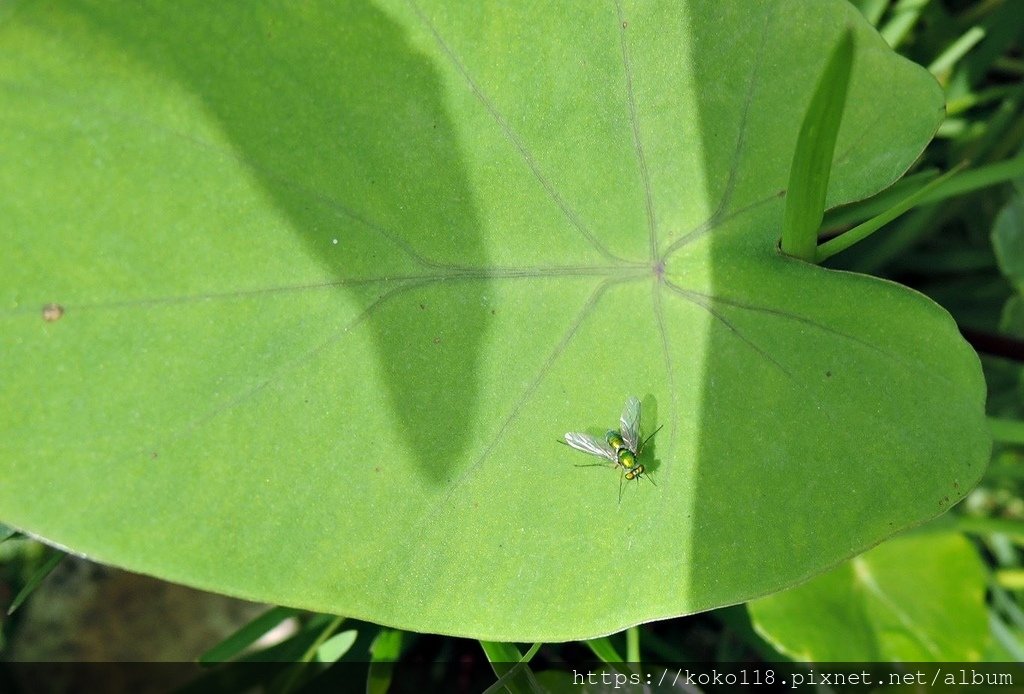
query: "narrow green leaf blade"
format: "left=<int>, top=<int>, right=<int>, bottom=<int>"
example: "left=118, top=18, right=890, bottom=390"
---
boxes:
left=367, top=629, right=403, bottom=694
left=7, top=550, right=64, bottom=616
left=480, top=641, right=543, bottom=694
left=780, top=28, right=855, bottom=262
left=316, top=630, right=358, bottom=663
left=584, top=637, right=623, bottom=664
left=200, top=606, right=299, bottom=665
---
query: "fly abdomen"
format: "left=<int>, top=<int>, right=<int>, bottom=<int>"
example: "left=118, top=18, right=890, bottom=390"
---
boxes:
left=624, top=464, right=645, bottom=481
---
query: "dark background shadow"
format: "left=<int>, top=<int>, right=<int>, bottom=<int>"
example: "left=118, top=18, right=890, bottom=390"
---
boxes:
left=67, top=2, right=488, bottom=482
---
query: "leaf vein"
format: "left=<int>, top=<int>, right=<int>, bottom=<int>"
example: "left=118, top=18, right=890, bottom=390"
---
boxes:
left=663, top=7, right=775, bottom=255
left=615, top=0, right=658, bottom=261
left=406, top=0, right=630, bottom=263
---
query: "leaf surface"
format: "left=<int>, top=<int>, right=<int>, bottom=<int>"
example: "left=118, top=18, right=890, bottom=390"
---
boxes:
left=0, top=0, right=987, bottom=639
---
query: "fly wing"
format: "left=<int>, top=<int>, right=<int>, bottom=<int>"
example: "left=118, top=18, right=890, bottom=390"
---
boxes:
left=564, top=432, right=617, bottom=462
left=620, top=396, right=641, bottom=452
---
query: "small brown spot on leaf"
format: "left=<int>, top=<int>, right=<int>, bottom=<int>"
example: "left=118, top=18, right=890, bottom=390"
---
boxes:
left=432, top=336, right=441, bottom=345
left=42, top=303, right=64, bottom=322
left=151, top=452, right=159, bottom=460
left=621, top=20, right=628, bottom=28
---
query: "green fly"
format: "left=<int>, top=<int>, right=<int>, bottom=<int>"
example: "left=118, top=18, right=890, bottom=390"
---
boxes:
left=563, top=396, right=662, bottom=502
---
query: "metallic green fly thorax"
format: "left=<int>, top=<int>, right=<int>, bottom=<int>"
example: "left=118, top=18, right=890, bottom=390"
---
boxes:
left=616, top=448, right=637, bottom=469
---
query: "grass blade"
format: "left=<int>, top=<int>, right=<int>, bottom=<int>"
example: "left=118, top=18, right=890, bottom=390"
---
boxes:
left=928, top=26, right=987, bottom=80
left=584, top=636, right=623, bottom=663
left=199, top=606, right=299, bottom=664
left=367, top=629, right=403, bottom=694
left=780, top=28, right=854, bottom=262
left=7, top=549, right=64, bottom=615
left=480, top=641, right=542, bottom=694
left=481, top=642, right=542, bottom=694
left=879, top=0, right=929, bottom=49
left=816, top=162, right=965, bottom=263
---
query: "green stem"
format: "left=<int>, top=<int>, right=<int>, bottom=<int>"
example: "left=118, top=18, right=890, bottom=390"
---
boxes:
left=625, top=626, right=640, bottom=663
left=919, top=154, right=1024, bottom=206
left=815, top=162, right=965, bottom=263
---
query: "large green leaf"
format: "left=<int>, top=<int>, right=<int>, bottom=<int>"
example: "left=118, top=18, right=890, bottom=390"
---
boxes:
left=0, top=0, right=988, bottom=640
left=748, top=532, right=990, bottom=661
